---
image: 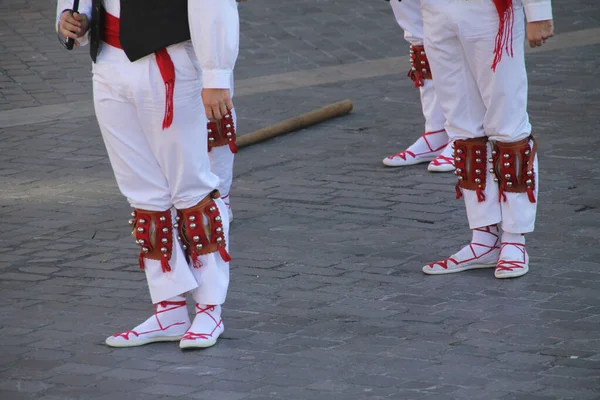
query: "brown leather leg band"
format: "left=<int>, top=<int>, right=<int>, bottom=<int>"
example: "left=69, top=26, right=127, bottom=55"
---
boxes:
left=207, top=113, right=238, bottom=154
left=492, top=135, right=537, bottom=203
left=454, top=137, right=489, bottom=202
left=129, top=209, right=174, bottom=273
left=408, top=45, right=433, bottom=88
left=176, top=189, right=231, bottom=268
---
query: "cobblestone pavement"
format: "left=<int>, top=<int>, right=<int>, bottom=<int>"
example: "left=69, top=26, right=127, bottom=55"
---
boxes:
left=1, top=1, right=600, bottom=400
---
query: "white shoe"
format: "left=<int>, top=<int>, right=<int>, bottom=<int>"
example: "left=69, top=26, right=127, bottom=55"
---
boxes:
left=105, top=300, right=190, bottom=348
left=383, top=149, right=440, bottom=167
left=427, top=141, right=455, bottom=172
left=423, top=226, right=500, bottom=275
left=423, top=248, right=499, bottom=275
left=383, top=130, right=447, bottom=167
left=495, top=243, right=529, bottom=279
left=179, top=304, right=224, bottom=349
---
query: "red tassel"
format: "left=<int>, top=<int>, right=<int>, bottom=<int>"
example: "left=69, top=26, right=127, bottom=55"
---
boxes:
left=160, top=257, right=171, bottom=273
left=476, top=187, right=486, bottom=203
left=229, top=140, right=238, bottom=154
left=455, top=183, right=463, bottom=200
left=155, top=48, right=176, bottom=130
left=138, top=253, right=145, bottom=270
left=527, top=188, right=536, bottom=203
left=408, top=70, right=424, bottom=88
left=191, top=253, right=203, bottom=269
left=219, top=247, right=232, bottom=263
left=499, top=187, right=508, bottom=203
left=491, top=0, right=514, bottom=72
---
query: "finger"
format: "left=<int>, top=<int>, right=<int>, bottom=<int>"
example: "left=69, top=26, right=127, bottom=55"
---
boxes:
left=60, top=28, right=79, bottom=39
left=63, top=14, right=81, bottom=27
left=219, top=102, right=229, bottom=119
left=212, top=104, right=223, bottom=120
left=225, top=98, right=234, bottom=113
left=72, top=12, right=81, bottom=21
left=62, top=21, right=82, bottom=34
left=204, top=105, right=215, bottom=121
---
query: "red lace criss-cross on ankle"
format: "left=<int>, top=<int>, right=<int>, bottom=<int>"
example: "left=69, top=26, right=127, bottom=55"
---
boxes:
left=179, top=304, right=224, bottom=349
left=105, top=300, right=191, bottom=348
left=383, top=129, right=448, bottom=167
left=495, top=241, right=529, bottom=279
left=423, top=225, right=501, bottom=275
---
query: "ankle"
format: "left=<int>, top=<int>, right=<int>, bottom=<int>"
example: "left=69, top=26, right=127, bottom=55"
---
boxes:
left=156, top=295, right=187, bottom=312
left=501, top=232, right=525, bottom=245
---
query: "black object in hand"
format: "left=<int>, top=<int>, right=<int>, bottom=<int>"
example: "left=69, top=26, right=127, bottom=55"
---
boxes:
left=62, top=0, right=80, bottom=50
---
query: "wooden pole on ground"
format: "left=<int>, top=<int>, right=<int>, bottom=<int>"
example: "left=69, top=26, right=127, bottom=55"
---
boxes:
left=236, top=99, right=353, bottom=149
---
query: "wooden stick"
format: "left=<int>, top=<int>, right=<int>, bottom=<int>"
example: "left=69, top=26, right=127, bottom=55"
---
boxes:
left=236, top=99, right=353, bottom=149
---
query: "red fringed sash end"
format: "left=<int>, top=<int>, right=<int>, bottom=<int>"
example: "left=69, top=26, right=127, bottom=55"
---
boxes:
left=491, top=0, right=515, bottom=72
left=155, top=48, right=176, bottom=130
left=138, top=253, right=145, bottom=270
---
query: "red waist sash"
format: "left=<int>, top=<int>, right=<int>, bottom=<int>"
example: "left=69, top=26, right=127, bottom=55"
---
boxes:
left=102, top=11, right=175, bottom=129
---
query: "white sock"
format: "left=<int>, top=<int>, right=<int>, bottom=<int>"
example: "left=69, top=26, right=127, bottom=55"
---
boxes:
left=405, top=129, right=449, bottom=156
left=500, top=232, right=526, bottom=261
left=453, top=224, right=500, bottom=260
left=131, top=295, right=189, bottom=332
left=501, top=232, right=525, bottom=245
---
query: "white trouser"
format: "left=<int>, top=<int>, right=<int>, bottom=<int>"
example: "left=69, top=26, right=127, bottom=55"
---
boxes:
left=208, top=107, right=236, bottom=209
left=390, top=0, right=445, bottom=133
left=421, top=0, right=537, bottom=233
left=93, top=42, right=230, bottom=304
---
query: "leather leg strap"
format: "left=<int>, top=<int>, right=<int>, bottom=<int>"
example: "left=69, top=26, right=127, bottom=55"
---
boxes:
left=454, top=137, right=488, bottom=203
left=207, top=112, right=238, bottom=154
left=493, top=135, right=537, bottom=203
left=130, top=209, right=174, bottom=273
left=408, top=45, right=433, bottom=88
left=176, top=190, right=231, bottom=267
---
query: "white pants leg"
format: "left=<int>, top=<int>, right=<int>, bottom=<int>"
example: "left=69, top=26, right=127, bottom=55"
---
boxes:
left=391, top=0, right=445, bottom=133
left=421, top=0, right=501, bottom=229
left=422, top=0, right=536, bottom=233
left=93, top=42, right=229, bottom=304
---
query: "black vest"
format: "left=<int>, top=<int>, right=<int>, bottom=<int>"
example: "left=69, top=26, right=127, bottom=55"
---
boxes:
left=90, top=0, right=191, bottom=63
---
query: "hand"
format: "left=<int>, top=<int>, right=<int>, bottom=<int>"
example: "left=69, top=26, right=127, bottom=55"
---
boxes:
left=59, top=11, right=89, bottom=40
left=526, top=20, right=554, bottom=48
left=201, top=89, right=234, bottom=121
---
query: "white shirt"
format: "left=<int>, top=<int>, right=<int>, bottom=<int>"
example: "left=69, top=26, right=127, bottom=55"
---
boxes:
left=522, top=0, right=553, bottom=22
left=56, top=0, right=239, bottom=89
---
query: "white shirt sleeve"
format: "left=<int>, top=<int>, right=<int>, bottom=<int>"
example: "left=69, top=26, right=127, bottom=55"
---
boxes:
left=56, top=0, right=93, bottom=47
left=522, top=0, right=553, bottom=22
left=188, top=0, right=240, bottom=89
